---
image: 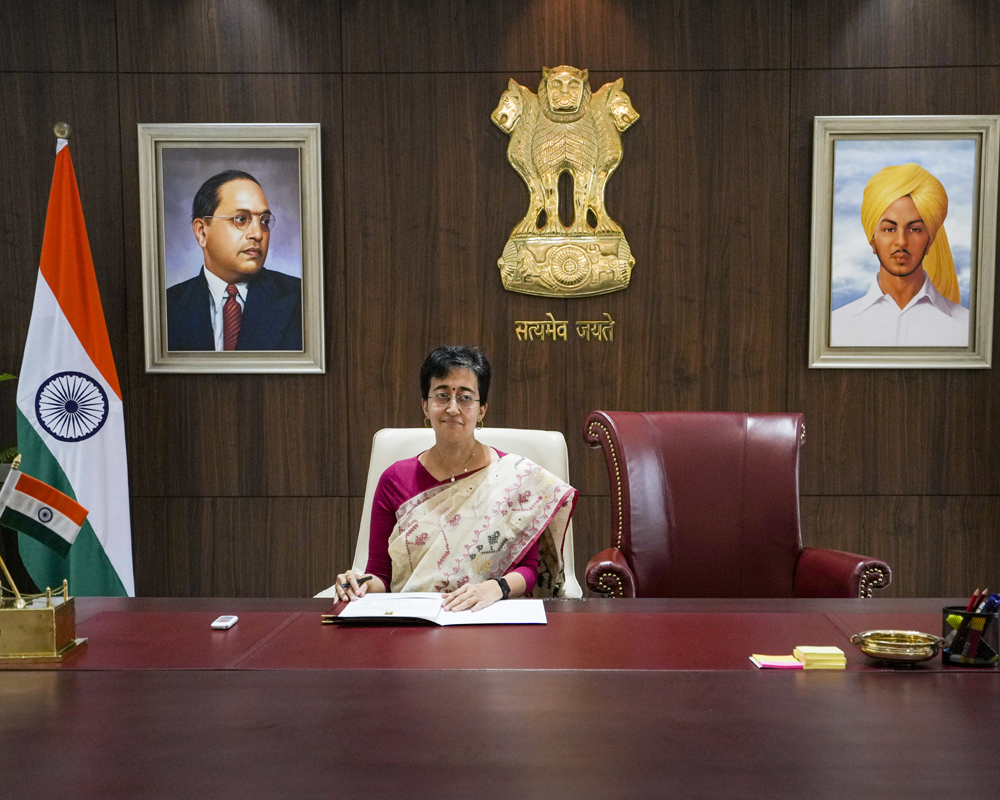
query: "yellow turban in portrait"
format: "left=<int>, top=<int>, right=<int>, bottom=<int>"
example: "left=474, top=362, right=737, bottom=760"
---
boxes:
left=861, top=163, right=959, bottom=304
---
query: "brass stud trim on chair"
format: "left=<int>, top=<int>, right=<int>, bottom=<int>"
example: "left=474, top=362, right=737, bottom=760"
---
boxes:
left=596, top=572, right=624, bottom=598
left=587, top=420, right=624, bottom=551
left=859, top=566, right=888, bottom=599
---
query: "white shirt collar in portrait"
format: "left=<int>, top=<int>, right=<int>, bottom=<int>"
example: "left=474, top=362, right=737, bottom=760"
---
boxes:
left=202, top=266, right=249, bottom=352
left=830, top=271, right=969, bottom=348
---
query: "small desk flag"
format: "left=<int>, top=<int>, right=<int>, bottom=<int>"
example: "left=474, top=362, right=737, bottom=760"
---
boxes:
left=0, top=468, right=88, bottom=557
left=14, top=139, right=134, bottom=595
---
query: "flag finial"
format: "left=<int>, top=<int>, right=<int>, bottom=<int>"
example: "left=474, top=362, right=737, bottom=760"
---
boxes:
left=53, top=122, right=71, bottom=139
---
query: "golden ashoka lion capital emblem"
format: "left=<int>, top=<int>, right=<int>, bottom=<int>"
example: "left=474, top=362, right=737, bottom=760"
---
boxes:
left=492, top=66, right=639, bottom=297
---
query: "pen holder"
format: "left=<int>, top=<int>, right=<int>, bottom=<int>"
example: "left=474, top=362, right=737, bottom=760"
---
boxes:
left=942, top=606, right=999, bottom=667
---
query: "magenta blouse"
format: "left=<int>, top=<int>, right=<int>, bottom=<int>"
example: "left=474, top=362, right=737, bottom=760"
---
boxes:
left=364, top=450, right=540, bottom=592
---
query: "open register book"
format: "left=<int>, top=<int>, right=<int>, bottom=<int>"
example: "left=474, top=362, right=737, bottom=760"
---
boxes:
left=325, top=592, right=547, bottom=626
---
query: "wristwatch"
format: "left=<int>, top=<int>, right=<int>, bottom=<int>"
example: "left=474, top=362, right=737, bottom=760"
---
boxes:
left=494, top=576, right=510, bottom=600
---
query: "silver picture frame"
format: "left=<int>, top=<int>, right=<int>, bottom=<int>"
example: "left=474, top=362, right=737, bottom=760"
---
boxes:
left=138, top=123, right=324, bottom=373
left=808, top=115, right=998, bottom=369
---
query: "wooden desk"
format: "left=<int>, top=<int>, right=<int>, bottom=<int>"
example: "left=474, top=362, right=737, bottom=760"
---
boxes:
left=3, top=598, right=996, bottom=799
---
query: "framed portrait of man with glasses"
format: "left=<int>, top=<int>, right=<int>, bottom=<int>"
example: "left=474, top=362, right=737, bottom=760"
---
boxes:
left=138, top=123, right=324, bottom=373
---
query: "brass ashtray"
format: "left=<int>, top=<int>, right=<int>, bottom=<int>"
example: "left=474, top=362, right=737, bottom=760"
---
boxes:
left=851, top=630, right=943, bottom=667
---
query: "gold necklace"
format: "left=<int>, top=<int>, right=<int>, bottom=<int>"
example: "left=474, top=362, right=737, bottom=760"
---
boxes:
left=435, top=443, right=478, bottom=482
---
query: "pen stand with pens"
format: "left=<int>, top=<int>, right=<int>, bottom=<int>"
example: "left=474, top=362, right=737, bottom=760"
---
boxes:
left=942, top=606, right=999, bottom=667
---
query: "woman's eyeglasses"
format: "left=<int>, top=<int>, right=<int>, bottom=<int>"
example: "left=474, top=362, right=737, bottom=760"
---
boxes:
left=427, top=392, right=480, bottom=408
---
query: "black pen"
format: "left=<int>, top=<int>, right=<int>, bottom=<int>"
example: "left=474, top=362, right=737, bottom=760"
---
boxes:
left=340, top=574, right=373, bottom=590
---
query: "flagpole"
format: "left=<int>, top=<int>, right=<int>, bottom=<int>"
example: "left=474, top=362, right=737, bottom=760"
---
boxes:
left=0, top=456, right=24, bottom=605
left=0, top=553, right=23, bottom=607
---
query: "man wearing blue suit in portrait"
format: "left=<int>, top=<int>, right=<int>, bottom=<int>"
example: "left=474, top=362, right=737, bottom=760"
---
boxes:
left=167, top=170, right=302, bottom=351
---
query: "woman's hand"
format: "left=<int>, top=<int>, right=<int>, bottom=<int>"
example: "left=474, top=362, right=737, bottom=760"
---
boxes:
left=334, top=571, right=375, bottom=603
left=441, top=579, right=504, bottom=612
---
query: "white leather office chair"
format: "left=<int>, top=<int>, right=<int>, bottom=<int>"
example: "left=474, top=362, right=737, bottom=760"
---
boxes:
left=316, top=427, right=582, bottom=598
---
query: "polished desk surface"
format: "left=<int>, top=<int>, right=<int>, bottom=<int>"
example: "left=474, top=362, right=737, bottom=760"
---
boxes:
left=3, top=597, right=997, bottom=799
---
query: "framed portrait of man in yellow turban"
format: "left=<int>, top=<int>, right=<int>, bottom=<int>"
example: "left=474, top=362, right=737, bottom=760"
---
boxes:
left=808, top=116, right=999, bottom=369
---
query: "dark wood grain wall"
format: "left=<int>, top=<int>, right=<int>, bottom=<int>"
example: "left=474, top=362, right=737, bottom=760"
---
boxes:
left=1, top=0, right=998, bottom=598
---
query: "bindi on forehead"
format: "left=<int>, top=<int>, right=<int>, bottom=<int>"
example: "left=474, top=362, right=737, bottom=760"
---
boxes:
left=433, top=369, right=479, bottom=393
left=432, top=381, right=477, bottom=393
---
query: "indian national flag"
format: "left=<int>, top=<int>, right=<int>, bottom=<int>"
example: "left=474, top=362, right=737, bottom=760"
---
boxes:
left=0, top=469, right=88, bottom=557
left=14, top=139, right=134, bottom=596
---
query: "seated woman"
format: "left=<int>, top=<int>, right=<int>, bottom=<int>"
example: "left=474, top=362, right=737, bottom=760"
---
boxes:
left=336, top=345, right=578, bottom=612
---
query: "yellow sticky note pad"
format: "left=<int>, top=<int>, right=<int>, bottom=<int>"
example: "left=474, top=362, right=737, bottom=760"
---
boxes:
left=793, top=645, right=846, bottom=669
left=794, top=646, right=845, bottom=657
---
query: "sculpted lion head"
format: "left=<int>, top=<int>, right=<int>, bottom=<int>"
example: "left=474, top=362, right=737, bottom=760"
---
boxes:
left=539, top=66, right=591, bottom=122
left=491, top=79, right=524, bottom=133
left=608, top=78, right=639, bottom=132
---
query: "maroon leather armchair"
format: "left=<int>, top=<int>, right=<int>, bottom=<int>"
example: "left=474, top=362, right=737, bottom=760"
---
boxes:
left=583, top=411, right=891, bottom=598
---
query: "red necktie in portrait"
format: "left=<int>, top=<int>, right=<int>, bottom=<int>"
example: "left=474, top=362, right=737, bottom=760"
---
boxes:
left=223, top=284, right=242, bottom=351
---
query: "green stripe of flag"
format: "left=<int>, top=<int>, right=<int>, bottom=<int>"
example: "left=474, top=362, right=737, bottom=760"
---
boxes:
left=15, top=409, right=127, bottom=597
left=0, top=507, right=71, bottom=557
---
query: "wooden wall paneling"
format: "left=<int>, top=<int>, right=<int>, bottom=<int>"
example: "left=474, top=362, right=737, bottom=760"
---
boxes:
left=126, top=376, right=255, bottom=498
left=789, top=67, right=1000, bottom=123
left=118, top=74, right=348, bottom=499
left=791, top=0, right=998, bottom=70
left=688, top=71, right=790, bottom=414
left=0, top=0, right=117, bottom=72
left=258, top=498, right=351, bottom=597
left=343, top=74, right=513, bottom=494
left=799, top=496, right=892, bottom=595
left=801, top=495, right=1000, bottom=598
left=0, top=72, right=125, bottom=460
left=132, top=497, right=214, bottom=596
left=345, top=495, right=364, bottom=571
left=484, top=295, right=570, bottom=437
left=134, top=497, right=350, bottom=598
left=786, top=69, right=877, bottom=496
left=879, top=496, right=956, bottom=598
left=566, top=71, right=792, bottom=495
left=131, top=499, right=161, bottom=596
left=341, top=0, right=790, bottom=73
left=116, top=0, right=342, bottom=73
left=199, top=498, right=240, bottom=595
left=866, top=371, right=1000, bottom=496
left=788, top=68, right=1000, bottom=496
left=792, top=373, right=875, bottom=496
left=941, top=497, right=1000, bottom=597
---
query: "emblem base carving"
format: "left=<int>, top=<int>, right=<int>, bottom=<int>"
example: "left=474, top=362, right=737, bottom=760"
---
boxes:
left=498, top=233, right=634, bottom=297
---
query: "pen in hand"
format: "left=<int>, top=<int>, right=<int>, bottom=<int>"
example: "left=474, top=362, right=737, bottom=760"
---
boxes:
left=341, top=574, right=373, bottom=590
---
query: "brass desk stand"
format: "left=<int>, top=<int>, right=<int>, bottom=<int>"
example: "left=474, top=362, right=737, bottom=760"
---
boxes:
left=0, top=559, right=86, bottom=662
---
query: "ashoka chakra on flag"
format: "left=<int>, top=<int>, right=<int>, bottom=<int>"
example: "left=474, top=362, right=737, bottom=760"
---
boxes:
left=34, top=371, right=109, bottom=443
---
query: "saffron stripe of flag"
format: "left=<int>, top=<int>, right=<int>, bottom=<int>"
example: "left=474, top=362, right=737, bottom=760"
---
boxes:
left=0, top=469, right=87, bottom=557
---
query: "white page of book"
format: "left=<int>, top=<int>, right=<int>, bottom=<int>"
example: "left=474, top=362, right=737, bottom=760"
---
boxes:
left=336, top=592, right=547, bottom=625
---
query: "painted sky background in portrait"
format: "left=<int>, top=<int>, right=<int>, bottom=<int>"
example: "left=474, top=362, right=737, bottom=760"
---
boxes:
left=831, top=138, right=977, bottom=310
left=161, top=147, right=302, bottom=289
